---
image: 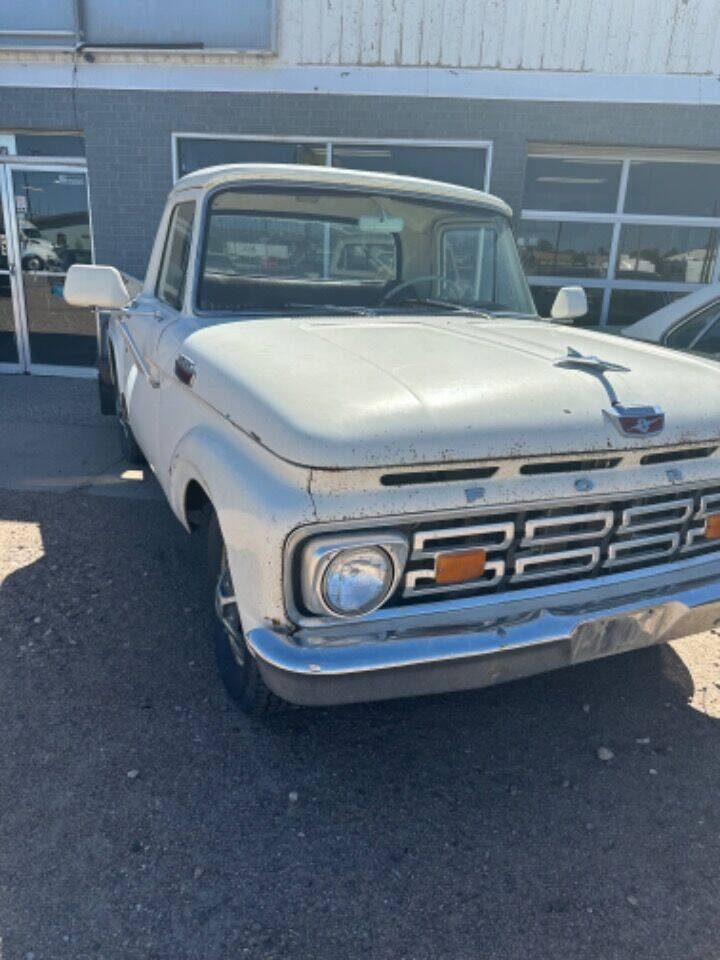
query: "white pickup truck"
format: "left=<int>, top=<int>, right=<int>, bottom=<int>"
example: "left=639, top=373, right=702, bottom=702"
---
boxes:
left=65, top=164, right=720, bottom=716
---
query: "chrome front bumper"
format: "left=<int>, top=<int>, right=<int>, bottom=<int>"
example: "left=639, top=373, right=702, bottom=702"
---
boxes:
left=247, top=555, right=720, bottom=706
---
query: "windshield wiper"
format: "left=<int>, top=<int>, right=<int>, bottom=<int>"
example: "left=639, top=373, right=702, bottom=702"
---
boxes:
left=285, top=302, right=378, bottom=316
left=383, top=297, right=492, bottom=318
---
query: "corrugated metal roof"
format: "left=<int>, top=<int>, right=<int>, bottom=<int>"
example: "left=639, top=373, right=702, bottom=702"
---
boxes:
left=281, top=0, right=720, bottom=76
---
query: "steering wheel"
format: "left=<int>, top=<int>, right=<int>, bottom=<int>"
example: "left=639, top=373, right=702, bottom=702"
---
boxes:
left=379, top=274, right=447, bottom=305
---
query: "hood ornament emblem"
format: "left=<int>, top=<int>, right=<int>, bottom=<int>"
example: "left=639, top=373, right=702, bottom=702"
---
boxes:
left=553, top=348, right=664, bottom=437
left=604, top=404, right=665, bottom=437
left=554, top=347, right=630, bottom=374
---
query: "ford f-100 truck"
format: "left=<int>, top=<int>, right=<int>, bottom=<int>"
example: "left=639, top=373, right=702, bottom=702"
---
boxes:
left=64, top=163, right=720, bottom=715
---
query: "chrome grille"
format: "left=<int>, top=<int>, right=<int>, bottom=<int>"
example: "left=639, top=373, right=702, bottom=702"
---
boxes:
left=402, top=486, right=720, bottom=603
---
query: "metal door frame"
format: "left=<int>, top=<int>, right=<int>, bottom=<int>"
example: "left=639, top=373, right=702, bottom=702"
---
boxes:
left=0, top=160, right=95, bottom=377
left=0, top=165, right=25, bottom=373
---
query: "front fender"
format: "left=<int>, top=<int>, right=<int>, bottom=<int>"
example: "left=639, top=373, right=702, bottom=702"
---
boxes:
left=168, top=423, right=314, bottom=632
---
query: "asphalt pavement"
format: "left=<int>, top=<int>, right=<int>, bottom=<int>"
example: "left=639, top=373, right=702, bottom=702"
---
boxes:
left=1, top=374, right=720, bottom=960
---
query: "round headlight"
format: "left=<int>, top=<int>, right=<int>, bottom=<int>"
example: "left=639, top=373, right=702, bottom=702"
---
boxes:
left=321, top=546, right=394, bottom=616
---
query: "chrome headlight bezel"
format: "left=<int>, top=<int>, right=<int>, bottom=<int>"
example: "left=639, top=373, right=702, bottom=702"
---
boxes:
left=299, top=532, right=409, bottom=618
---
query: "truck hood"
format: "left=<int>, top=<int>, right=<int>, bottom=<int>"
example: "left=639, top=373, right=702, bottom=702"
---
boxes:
left=182, top=315, right=720, bottom=469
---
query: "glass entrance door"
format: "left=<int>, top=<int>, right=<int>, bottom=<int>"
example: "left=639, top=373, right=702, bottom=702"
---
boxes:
left=0, top=164, right=95, bottom=374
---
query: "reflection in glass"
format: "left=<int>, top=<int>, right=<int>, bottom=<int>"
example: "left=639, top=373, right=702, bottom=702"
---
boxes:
left=198, top=188, right=534, bottom=315
left=156, top=202, right=196, bottom=310
left=517, top=220, right=612, bottom=278
left=625, top=161, right=720, bottom=217
left=23, top=274, right=96, bottom=366
left=296, top=145, right=327, bottom=165
left=0, top=274, right=18, bottom=363
left=0, top=195, right=6, bottom=271
left=522, top=158, right=622, bottom=212
left=530, top=285, right=603, bottom=327
left=616, top=224, right=718, bottom=283
left=176, top=139, right=489, bottom=192
left=14, top=134, right=85, bottom=158
left=177, top=138, right=316, bottom=177
left=331, top=145, right=487, bottom=191
left=607, top=289, right=684, bottom=328
left=12, top=170, right=91, bottom=274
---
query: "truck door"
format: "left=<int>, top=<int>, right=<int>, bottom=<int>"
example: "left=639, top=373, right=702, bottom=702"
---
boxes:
left=118, top=200, right=196, bottom=467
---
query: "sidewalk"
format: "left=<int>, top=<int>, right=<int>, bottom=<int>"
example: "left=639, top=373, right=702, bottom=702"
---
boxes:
left=0, top=374, right=162, bottom=500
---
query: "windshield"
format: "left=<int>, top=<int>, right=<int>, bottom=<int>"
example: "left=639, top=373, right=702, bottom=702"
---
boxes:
left=197, top=187, right=536, bottom=316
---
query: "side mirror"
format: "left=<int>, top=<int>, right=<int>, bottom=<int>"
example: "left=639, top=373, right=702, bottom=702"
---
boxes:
left=550, top=286, right=587, bottom=322
left=64, top=264, right=130, bottom=309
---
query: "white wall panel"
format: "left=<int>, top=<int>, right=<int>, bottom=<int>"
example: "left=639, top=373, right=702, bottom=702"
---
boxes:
left=279, top=0, right=720, bottom=75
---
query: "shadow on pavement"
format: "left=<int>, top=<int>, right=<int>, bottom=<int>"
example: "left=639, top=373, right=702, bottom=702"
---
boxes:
left=1, top=488, right=719, bottom=960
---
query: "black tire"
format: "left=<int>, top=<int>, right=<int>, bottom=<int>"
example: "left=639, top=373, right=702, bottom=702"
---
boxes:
left=207, top=510, right=287, bottom=717
left=98, top=376, right=115, bottom=416
left=115, top=388, right=144, bottom=465
left=97, top=324, right=115, bottom=416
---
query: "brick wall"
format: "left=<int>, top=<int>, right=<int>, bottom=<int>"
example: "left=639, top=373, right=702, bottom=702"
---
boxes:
left=2, top=87, right=720, bottom=280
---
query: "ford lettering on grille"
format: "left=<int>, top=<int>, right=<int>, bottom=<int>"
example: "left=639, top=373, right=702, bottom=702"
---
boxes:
left=401, top=487, right=720, bottom=602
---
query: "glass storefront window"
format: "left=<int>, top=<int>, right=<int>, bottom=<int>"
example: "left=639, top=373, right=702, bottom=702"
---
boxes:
left=14, top=134, right=85, bottom=158
left=625, top=161, right=720, bottom=217
left=177, top=139, right=318, bottom=178
left=516, top=220, right=612, bottom=278
left=296, top=145, right=328, bottom=165
left=175, top=137, right=489, bottom=192
left=331, top=144, right=487, bottom=191
left=13, top=170, right=92, bottom=272
left=522, top=157, right=623, bottom=213
left=0, top=279, right=17, bottom=363
left=23, top=274, right=96, bottom=366
left=521, top=152, right=720, bottom=328
left=606, top=289, right=684, bottom=327
left=615, top=224, right=718, bottom=284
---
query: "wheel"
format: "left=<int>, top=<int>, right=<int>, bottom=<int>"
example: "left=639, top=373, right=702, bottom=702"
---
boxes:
left=22, top=255, right=43, bottom=271
left=115, top=387, right=144, bottom=465
left=98, top=375, right=115, bottom=416
left=208, top=510, right=287, bottom=716
left=97, top=326, right=115, bottom=416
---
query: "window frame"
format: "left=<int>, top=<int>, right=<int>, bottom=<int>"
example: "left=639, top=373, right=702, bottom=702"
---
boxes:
left=192, top=183, right=526, bottom=318
left=521, top=147, right=720, bottom=327
left=171, top=133, right=493, bottom=193
left=155, top=200, right=196, bottom=312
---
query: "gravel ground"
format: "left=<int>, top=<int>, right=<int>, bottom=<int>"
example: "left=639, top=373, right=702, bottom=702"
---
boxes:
left=2, top=375, right=720, bottom=959
left=2, top=487, right=720, bottom=960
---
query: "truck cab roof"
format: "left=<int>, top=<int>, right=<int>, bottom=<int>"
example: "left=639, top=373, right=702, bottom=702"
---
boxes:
left=171, top=162, right=512, bottom=218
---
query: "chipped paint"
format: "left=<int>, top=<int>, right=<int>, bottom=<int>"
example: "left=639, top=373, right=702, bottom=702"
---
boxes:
left=281, top=0, right=720, bottom=76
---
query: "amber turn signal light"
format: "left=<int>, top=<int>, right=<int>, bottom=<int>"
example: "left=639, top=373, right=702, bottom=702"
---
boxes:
left=435, top=548, right=487, bottom=585
left=706, top=514, right=720, bottom=539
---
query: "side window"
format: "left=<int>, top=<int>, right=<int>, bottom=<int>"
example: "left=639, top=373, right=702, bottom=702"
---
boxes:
left=691, top=317, right=720, bottom=358
left=441, top=224, right=528, bottom=310
left=665, top=302, right=720, bottom=349
left=156, top=201, right=195, bottom=310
